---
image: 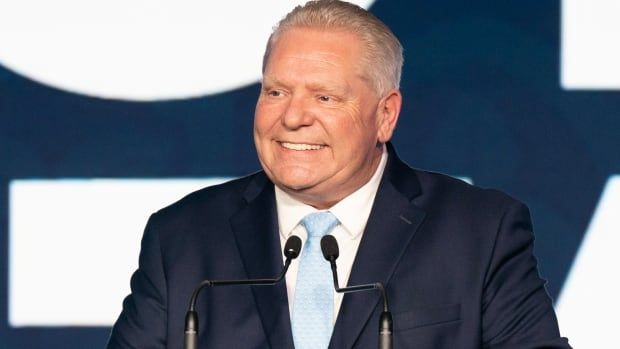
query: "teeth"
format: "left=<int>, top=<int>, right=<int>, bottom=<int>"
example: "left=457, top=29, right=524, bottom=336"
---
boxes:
left=280, top=142, right=325, bottom=151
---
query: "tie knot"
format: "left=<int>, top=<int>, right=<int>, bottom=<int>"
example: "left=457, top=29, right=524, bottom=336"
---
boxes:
left=301, top=211, right=339, bottom=238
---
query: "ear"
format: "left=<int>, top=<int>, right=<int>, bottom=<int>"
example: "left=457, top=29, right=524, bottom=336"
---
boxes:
left=376, top=89, right=402, bottom=143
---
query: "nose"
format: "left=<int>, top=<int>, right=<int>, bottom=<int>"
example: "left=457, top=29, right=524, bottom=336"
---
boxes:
left=281, top=95, right=313, bottom=130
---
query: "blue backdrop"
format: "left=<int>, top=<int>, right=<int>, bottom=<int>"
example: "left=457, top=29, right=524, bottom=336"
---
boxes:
left=1, top=0, right=618, bottom=347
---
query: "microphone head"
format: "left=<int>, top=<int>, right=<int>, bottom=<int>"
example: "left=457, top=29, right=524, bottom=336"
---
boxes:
left=320, top=235, right=339, bottom=261
left=283, top=235, right=302, bottom=260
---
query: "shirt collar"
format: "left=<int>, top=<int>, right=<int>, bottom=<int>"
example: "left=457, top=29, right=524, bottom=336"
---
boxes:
left=275, top=145, right=388, bottom=240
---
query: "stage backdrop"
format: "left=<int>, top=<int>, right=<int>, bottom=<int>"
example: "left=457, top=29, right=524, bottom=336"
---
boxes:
left=1, top=1, right=618, bottom=348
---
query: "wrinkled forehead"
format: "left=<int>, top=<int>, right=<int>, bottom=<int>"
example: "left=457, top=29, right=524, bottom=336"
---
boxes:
left=263, top=27, right=374, bottom=88
left=267, top=27, right=364, bottom=59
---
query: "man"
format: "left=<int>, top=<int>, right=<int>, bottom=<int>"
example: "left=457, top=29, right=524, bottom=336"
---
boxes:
left=108, top=1, right=570, bottom=348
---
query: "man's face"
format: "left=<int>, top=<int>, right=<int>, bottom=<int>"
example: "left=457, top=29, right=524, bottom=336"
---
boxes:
left=254, top=27, right=399, bottom=208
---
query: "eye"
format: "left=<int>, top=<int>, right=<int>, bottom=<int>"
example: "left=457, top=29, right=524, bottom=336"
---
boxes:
left=267, top=90, right=282, bottom=97
left=318, top=95, right=331, bottom=102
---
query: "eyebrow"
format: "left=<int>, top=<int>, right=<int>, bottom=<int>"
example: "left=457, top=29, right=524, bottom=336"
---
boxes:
left=261, top=76, right=351, bottom=96
left=261, top=76, right=289, bottom=89
left=306, top=82, right=349, bottom=95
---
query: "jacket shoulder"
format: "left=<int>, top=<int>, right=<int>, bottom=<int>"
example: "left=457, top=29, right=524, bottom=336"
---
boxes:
left=413, top=169, right=522, bottom=211
left=149, top=172, right=264, bottom=224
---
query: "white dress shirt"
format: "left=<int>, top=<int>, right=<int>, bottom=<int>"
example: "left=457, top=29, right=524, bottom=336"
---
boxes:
left=276, top=145, right=388, bottom=323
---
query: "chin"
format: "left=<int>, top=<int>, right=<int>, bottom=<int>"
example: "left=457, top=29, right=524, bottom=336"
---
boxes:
left=277, top=178, right=314, bottom=191
left=276, top=173, right=327, bottom=194
left=272, top=167, right=316, bottom=186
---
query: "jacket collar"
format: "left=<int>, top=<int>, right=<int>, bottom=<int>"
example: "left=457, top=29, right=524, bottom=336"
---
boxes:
left=329, top=143, right=426, bottom=348
left=230, top=172, right=295, bottom=348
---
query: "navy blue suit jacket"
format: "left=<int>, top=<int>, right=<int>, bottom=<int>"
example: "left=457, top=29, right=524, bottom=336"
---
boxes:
left=108, top=146, right=570, bottom=348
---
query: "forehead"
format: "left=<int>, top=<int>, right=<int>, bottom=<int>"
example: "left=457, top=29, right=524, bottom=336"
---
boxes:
left=264, top=27, right=365, bottom=76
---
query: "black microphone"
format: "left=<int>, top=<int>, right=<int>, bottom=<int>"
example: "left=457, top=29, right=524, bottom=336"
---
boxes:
left=184, top=235, right=302, bottom=349
left=321, top=235, right=393, bottom=349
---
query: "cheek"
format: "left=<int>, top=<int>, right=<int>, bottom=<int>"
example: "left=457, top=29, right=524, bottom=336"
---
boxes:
left=339, top=101, right=378, bottom=135
left=329, top=114, right=378, bottom=148
left=256, top=99, right=287, bottom=125
left=254, top=108, right=276, bottom=138
left=253, top=113, right=274, bottom=161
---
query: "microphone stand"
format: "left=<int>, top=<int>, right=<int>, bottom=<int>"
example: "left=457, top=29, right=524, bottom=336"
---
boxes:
left=321, top=235, right=393, bottom=349
left=184, top=236, right=302, bottom=349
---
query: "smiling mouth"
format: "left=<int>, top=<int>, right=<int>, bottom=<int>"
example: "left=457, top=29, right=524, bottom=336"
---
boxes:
left=279, top=142, right=326, bottom=151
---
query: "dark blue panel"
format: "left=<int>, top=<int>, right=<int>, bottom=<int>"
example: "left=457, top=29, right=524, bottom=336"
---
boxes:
left=1, top=0, right=619, bottom=347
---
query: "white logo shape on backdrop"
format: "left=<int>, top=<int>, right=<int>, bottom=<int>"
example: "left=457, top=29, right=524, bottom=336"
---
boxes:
left=556, top=176, right=620, bottom=348
left=562, top=0, right=620, bottom=89
left=0, top=0, right=374, bottom=101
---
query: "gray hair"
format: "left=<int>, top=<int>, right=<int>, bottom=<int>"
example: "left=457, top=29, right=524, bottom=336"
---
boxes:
left=262, top=0, right=404, bottom=96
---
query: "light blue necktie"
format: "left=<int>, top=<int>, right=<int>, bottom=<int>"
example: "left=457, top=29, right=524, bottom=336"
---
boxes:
left=292, top=211, right=340, bottom=349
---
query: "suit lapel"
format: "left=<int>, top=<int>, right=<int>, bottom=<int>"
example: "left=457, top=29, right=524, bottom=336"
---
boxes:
left=330, top=145, right=426, bottom=349
left=230, top=173, right=295, bottom=349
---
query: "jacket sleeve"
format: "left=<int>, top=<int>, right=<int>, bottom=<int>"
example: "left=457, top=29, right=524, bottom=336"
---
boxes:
left=107, top=214, right=168, bottom=349
left=481, top=200, right=571, bottom=349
